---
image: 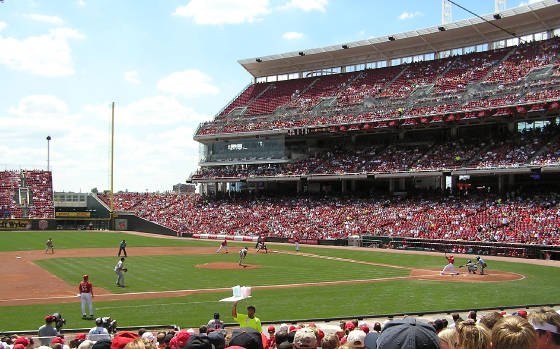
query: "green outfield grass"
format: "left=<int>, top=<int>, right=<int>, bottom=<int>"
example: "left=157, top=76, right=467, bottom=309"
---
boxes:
left=0, top=231, right=559, bottom=332
left=0, top=231, right=219, bottom=252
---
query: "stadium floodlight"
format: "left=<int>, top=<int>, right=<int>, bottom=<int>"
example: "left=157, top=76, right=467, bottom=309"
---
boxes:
left=438, top=26, right=446, bottom=31
left=388, top=36, right=395, bottom=41
left=299, top=51, right=305, bottom=56
left=493, top=14, right=501, bottom=20
left=256, top=58, right=262, bottom=62
left=342, top=44, right=349, bottom=49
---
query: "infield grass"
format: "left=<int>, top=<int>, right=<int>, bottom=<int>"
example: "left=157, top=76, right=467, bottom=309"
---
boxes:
left=35, top=253, right=408, bottom=293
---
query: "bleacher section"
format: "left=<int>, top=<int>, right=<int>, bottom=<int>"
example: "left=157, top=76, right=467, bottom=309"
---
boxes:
left=106, top=191, right=560, bottom=247
left=191, top=126, right=559, bottom=179
left=195, top=37, right=560, bottom=137
left=0, top=170, right=54, bottom=219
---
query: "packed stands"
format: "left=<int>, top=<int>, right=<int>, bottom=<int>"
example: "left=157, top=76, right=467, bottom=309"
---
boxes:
left=97, top=192, right=146, bottom=211
left=23, top=170, right=54, bottom=218
left=0, top=170, right=54, bottom=218
left=196, top=36, right=560, bottom=137
left=193, top=126, right=560, bottom=179
left=106, top=191, right=560, bottom=246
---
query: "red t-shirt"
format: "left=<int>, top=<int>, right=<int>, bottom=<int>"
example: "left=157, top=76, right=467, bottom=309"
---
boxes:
left=221, top=240, right=227, bottom=246
left=446, top=256, right=454, bottom=264
left=79, top=281, right=93, bottom=293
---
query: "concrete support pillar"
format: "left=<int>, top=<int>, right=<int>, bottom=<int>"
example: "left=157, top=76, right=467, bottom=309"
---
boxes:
left=351, top=180, right=357, bottom=192
left=507, top=122, right=515, bottom=133
left=450, top=176, right=457, bottom=194
left=341, top=180, right=347, bottom=194
left=498, top=175, right=504, bottom=194
left=398, top=178, right=405, bottom=191
left=399, top=131, right=405, bottom=140
left=508, top=174, right=515, bottom=187
left=450, top=127, right=457, bottom=138
left=297, top=180, right=303, bottom=194
left=389, top=179, right=394, bottom=193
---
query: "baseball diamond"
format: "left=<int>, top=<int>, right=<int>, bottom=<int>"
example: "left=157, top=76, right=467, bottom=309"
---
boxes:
left=0, top=231, right=558, bottom=332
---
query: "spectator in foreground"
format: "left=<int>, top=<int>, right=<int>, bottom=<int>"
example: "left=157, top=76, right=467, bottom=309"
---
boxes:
left=346, top=330, right=366, bottom=349
left=208, top=313, right=224, bottom=330
left=455, top=319, right=490, bottom=349
left=479, top=312, right=503, bottom=331
left=528, top=307, right=560, bottom=349
left=88, top=318, right=110, bottom=341
left=491, top=315, right=537, bottom=349
left=232, top=301, right=262, bottom=332
left=437, top=328, right=457, bottom=349
left=38, top=315, right=59, bottom=346
left=293, top=328, right=317, bottom=349
left=321, top=333, right=339, bottom=349
left=376, top=317, right=440, bottom=349
left=228, top=327, right=263, bottom=349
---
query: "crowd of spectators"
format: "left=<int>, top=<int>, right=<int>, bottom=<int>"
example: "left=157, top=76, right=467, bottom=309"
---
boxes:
left=193, top=126, right=560, bottom=180
left=0, top=170, right=54, bottom=219
left=3, top=306, right=559, bottom=349
left=97, top=192, right=146, bottom=211
left=106, top=190, right=560, bottom=246
left=195, top=36, right=560, bottom=137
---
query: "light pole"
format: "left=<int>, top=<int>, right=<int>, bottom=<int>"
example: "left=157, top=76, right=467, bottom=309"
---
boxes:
left=46, top=135, right=51, bottom=171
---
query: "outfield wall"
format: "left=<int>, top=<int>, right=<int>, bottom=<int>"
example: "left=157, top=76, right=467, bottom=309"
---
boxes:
left=190, top=233, right=560, bottom=260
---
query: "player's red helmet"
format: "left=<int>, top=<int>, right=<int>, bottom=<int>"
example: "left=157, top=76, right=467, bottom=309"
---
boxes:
left=83, top=274, right=88, bottom=280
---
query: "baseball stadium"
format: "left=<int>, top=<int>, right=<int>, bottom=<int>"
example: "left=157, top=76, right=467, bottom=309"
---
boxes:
left=2, top=1, right=560, bottom=349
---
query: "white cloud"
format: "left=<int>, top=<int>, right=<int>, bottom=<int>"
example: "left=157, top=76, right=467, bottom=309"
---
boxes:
left=173, top=0, right=271, bottom=25
left=0, top=27, right=85, bottom=77
left=0, top=22, right=6, bottom=31
left=1, top=95, right=82, bottom=141
left=84, top=96, right=211, bottom=126
left=398, top=11, right=422, bottom=20
left=282, top=31, right=304, bottom=40
left=281, top=0, right=328, bottom=12
left=0, top=95, right=206, bottom=192
left=157, top=70, right=219, bottom=97
left=26, top=14, right=64, bottom=25
left=124, top=71, right=140, bottom=84
left=77, top=0, right=86, bottom=6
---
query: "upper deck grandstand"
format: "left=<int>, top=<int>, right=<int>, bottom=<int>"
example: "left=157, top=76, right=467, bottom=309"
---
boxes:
left=190, top=0, right=560, bottom=200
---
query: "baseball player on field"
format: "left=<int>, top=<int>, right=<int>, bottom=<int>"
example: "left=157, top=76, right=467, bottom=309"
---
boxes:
left=118, top=240, right=127, bottom=257
left=256, top=237, right=268, bottom=254
left=217, top=238, right=229, bottom=254
left=460, top=259, right=478, bottom=274
left=476, top=256, right=486, bottom=275
left=79, top=275, right=94, bottom=319
left=114, top=257, right=127, bottom=287
left=238, top=246, right=248, bottom=266
left=441, top=253, right=460, bottom=275
left=45, top=238, right=54, bottom=254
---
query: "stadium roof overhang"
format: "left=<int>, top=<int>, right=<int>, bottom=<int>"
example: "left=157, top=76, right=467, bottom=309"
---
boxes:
left=238, top=0, right=560, bottom=78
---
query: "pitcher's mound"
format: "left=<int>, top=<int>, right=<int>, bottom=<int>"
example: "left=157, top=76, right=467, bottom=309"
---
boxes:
left=196, top=262, right=262, bottom=270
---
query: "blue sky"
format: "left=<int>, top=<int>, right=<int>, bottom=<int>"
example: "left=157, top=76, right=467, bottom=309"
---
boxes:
left=0, top=0, right=537, bottom=192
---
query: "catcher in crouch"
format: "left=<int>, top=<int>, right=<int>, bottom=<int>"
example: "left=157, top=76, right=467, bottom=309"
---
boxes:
left=459, top=259, right=478, bottom=274
left=256, top=239, right=268, bottom=254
